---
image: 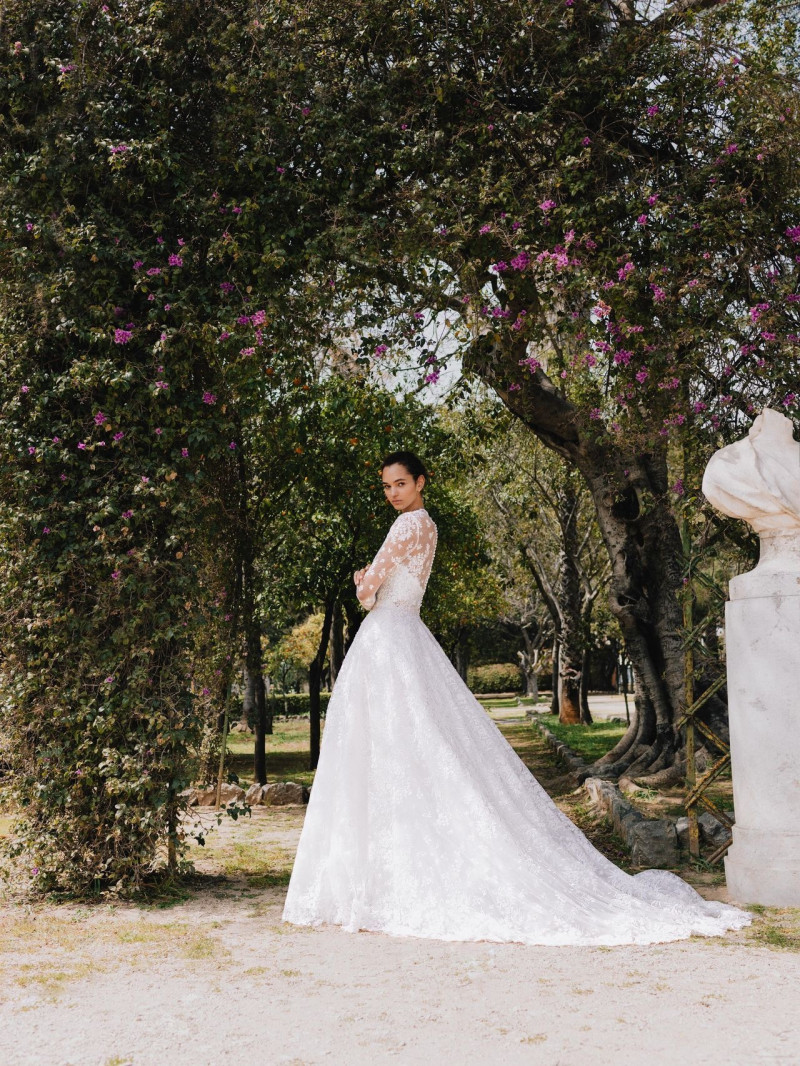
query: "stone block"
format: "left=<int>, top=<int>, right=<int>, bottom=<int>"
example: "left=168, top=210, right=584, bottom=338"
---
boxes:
left=629, top=819, right=679, bottom=868
left=262, top=781, right=305, bottom=806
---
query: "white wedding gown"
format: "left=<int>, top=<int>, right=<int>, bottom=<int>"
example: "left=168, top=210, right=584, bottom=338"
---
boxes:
left=283, top=508, right=751, bottom=945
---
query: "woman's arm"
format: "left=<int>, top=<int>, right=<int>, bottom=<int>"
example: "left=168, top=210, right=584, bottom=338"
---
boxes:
left=355, top=513, right=419, bottom=610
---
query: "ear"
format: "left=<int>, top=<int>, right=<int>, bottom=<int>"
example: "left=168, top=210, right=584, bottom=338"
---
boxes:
left=417, top=474, right=426, bottom=492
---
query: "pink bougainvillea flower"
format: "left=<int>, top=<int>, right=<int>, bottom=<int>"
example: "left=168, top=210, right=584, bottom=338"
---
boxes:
left=374, top=344, right=388, bottom=356
left=110, top=144, right=129, bottom=154
left=28, top=446, right=36, bottom=455
left=154, top=428, right=162, bottom=435
left=42, top=526, right=51, bottom=534
left=52, top=436, right=60, bottom=443
left=141, top=476, right=149, bottom=483
left=539, top=199, right=556, bottom=212
left=122, top=510, right=133, bottom=519
left=202, top=391, right=217, bottom=405
left=114, top=328, right=133, bottom=344
left=77, top=442, right=86, bottom=450
left=181, top=448, right=189, bottom=458
left=146, top=267, right=161, bottom=276
left=20, top=385, right=29, bottom=393
left=154, top=380, right=169, bottom=390
left=168, top=254, right=182, bottom=267
left=229, top=441, right=237, bottom=450
left=111, top=570, right=121, bottom=580
left=220, top=281, right=235, bottom=293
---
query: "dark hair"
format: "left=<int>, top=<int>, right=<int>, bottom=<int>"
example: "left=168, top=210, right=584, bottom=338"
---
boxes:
left=381, top=450, right=429, bottom=484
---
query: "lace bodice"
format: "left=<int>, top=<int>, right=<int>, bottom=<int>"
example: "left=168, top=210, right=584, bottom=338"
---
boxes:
left=356, top=508, right=437, bottom=613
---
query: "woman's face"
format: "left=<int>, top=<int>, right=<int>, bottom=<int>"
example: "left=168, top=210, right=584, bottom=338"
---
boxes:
left=382, top=463, right=425, bottom=512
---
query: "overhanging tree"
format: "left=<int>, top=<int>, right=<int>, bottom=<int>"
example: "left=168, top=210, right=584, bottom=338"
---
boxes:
left=284, top=0, right=800, bottom=784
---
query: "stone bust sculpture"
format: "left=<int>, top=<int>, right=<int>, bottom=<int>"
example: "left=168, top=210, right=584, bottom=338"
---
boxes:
left=702, top=408, right=800, bottom=534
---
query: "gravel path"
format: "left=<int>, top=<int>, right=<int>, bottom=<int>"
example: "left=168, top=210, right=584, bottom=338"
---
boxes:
left=2, top=710, right=798, bottom=1066
left=1, top=804, right=798, bottom=1066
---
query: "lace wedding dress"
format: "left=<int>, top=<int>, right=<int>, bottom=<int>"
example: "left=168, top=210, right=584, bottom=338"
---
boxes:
left=282, top=508, right=751, bottom=945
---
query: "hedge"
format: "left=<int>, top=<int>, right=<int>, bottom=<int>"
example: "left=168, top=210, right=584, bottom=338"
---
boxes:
left=467, top=663, right=523, bottom=695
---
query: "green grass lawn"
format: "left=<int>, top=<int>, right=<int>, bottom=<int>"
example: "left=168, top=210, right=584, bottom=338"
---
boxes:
left=540, top=717, right=628, bottom=764
left=226, top=718, right=317, bottom=789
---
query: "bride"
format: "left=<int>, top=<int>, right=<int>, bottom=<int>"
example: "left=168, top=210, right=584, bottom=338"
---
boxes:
left=282, top=451, right=750, bottom=945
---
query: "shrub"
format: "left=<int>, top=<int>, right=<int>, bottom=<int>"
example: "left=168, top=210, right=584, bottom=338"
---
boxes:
left=467, top=663, right=523, bottom=695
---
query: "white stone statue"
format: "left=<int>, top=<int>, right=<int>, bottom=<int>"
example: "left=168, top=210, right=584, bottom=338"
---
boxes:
left=702, top=407, right=800, bottom=907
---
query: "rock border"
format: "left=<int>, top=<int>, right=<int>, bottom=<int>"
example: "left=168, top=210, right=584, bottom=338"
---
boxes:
left=533, top=718, right=695, bottom=869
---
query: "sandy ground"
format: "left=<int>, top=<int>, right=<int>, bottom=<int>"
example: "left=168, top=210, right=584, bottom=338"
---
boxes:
left=1, top=709, right=798, bottom=1066
left=1, top=806, right=798, bottom=1066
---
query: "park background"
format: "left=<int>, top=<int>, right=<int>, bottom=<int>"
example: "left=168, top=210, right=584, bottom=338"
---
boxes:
left=0, top=2, right=798, bottom=1063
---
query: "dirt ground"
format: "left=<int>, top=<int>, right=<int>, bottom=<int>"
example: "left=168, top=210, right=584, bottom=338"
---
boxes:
left=1, top=715, right=798, bottom=1066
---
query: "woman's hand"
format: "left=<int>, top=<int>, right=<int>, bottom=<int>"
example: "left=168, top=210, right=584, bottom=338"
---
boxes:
left=353, top=568, right=366, bottom=586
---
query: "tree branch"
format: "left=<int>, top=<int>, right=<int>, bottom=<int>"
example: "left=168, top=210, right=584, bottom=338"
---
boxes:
left=649, top=0, right=733, bottom=32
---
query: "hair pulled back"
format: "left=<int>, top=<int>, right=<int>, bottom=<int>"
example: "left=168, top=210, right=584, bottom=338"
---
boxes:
left=381, top=450, right=429, bottom=484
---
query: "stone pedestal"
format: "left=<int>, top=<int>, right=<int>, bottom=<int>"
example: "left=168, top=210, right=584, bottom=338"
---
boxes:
left=702, top=408, right=800, bottom=907
left=723, top=534, right=800, bottom=905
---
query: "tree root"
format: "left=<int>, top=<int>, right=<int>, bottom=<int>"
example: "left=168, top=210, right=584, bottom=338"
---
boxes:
left=630, top=762, right=686, bottom=789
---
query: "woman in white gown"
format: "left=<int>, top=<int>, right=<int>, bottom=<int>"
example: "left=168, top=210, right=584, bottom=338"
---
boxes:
left=282, top=452, right=751, bottom=946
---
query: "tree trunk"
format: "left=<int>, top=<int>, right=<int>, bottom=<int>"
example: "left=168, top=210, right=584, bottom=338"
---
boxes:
left=550, top=636, right=560, bottom=715
left=579, top=596, right=595, bottom=724
left=557, top=482, right=583, bottom=725
left=343, top=595, right=363, bottom=653
left=467, top=350, right=691, bottom=782
left=329, top=600, right=345, bottom=685
left=451, top=627, right=470, bottom=682
left=309, top=597, right=337, bottom=770
left=518, top=623, right=542, bottom=702
left=253, top=674, right=267, bottom=785
left=579, top=644, right=593, bottom=725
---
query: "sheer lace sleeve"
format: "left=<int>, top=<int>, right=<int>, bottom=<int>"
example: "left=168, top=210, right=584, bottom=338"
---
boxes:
left=356, top=512, right=421, bottom=610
